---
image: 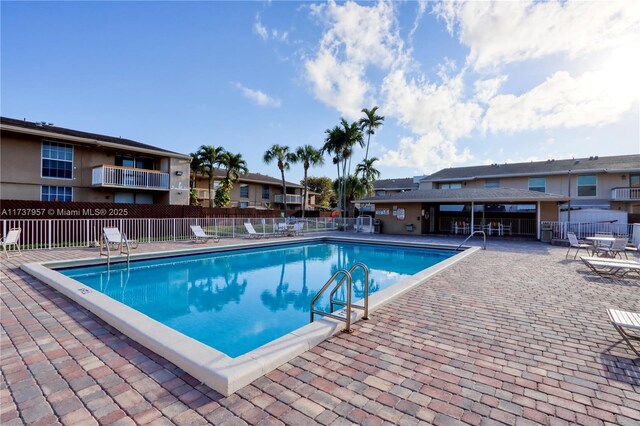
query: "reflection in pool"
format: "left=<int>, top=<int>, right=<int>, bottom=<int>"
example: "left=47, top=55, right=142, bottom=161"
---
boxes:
left=61, top=241, right=453, bottom=357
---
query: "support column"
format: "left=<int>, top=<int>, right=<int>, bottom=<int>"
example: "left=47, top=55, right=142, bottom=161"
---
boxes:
left=470, top=202, right=475, bottom=235
left=537, top=201, right=541, bottom=240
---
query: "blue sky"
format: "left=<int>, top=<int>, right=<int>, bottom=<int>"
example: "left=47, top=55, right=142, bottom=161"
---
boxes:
left=2, top=1, right=639, bottom=182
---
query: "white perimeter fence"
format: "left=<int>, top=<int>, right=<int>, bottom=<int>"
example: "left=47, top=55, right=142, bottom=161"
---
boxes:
left=542, top=221, right=640, bottom=246
left=1, top=217, right=373, bottom=251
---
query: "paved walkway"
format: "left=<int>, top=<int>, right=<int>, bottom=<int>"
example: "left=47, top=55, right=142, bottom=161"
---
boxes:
left=1, top=235, right=639, bottom=425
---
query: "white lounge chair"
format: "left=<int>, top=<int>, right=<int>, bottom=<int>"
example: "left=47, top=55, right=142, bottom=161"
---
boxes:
left=1, top=228, right=22, bottom=258
left=100, top=227, right=137, bottom=260
left=607, top=309, right=640, bottom=357
left=580, top=256, right=640, bottom=278
left=190, top=225, right=219, bottom=243
left=244, top=222, right=266, bottom=239
left=566, top=232, right=592, bottom=259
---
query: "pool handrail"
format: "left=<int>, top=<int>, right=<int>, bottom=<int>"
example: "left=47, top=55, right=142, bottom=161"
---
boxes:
left=456, top=230, right=486, bottom=251
left=310, top=269, right=355, bottom=333
left=329, top=262, right=369, bottom=320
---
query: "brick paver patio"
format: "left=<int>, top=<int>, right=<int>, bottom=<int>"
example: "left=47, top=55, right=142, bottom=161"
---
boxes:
left=1, top=235, right=639, bottom=425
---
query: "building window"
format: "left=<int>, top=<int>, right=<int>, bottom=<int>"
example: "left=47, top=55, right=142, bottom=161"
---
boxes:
left=240, top=184, right=249, bottom=198
left=485, top=179, right=500, bottom=188
left=42, top=141, right=73, bottom=179
left=41, top=186, right=72, bottom=202
left=239, top=201, right=249, bottom=208
left=262, top=185, right=270, bottom=199
left=577, top=175, right=597, bottom=197
left=528, top=177, right=546, bottom=192
left=630, top=174, right=640, bottom=187
left=439, top=182, right=462, bottom=189
left=376, top=190, right=386, bottom=196
left=115, top=155, right=155, bottom=170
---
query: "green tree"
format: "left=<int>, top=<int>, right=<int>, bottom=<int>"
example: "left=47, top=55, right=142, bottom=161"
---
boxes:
left=196, top=145, right=225, bottom=207
left=358, top=106, right=384, bottom=164
left=294, top=145, right=324, bottom=217
left=355, top=157, right=381, bottom=195
left=322, top=119, right=364, bottom=218
left=333, top=174, right=367, bottom=217
left=189, top=152, right=204, bottom=189
left=215, top=151, right=249, bottom=208
left=214, top=181, right=231, bottom=207
left=304, top=177, right=336, bottom=208
left=263, top=144, right=297, bottom=212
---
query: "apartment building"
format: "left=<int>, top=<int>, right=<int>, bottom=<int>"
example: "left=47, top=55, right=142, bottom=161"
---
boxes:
left=358, top=154, right=639, bottom=237
left=372, top=177, right=419, bottom=196
left=193, top=170, right=316, bottom=210
left=0, top=117, right=191, bottom=205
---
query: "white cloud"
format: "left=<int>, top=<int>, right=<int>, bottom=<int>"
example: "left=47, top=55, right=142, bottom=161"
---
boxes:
left=304, top=0, right=404, bottom=119
left=409, top=0, right=428, bottom=39
left=434, top=0, right=640, bottom=70
left=232, top=82, right=281, bottom=107
left=473, top=76, right=507, bottom=104
left=254, top=14, right=269, bottom=40
left=482, top=66, right=638, bottom=133
left=382, top=134, right=472, bottom=171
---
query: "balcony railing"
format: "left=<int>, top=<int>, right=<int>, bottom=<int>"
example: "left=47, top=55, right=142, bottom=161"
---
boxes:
left=274, top=194, right=302, bottom=204
left=92, top=165, right=169, bottom=190
left=611, top=187, right=640, bottom=201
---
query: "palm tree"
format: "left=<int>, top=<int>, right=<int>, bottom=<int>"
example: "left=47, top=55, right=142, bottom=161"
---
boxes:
left=322, top=119, right=364, bottom=218
left=197, top=145, right=225, bottom=207
left=355, top=157, right=381, bottom=195
left=294, top=145, right=324, bottom=217
left=189, top=152, right=203, bottom=189
left=214, top=152, right=248, bottom=208
left=359, top=106, right=384, bottom=164
left=263, top=145, right=297, bottom=212
left=333, top=174, right=367, bottom=217
left=220, top=152, right=248, bottom=183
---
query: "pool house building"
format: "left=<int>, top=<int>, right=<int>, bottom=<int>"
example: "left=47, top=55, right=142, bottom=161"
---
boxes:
left=358, top=154, right=640, bottom=239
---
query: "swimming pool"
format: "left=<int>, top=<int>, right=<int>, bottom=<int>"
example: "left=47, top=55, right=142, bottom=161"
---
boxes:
left=59, top=241, right=455, bottom=357
left=22, top=236, right=478, bottom=395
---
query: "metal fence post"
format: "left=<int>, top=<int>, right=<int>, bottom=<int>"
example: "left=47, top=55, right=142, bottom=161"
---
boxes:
left=173, top=218, right=176, bottom=241
left=48, top=219, right=52, bottom=250
left=232, top=219, right=236, bottom=239
left=147, top=219, right=151, bottom=243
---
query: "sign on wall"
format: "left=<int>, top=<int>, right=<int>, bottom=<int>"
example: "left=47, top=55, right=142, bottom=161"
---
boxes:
left=375, top=208, right=390, bottom=215
left=396, top=208, right=405, bottom=220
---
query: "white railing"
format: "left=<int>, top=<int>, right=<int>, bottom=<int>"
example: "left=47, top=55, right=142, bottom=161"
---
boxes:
left=92, top=165, right=169, bottom=190
left=611, top=187, right=640, bottom=200
left=439, top=217, right=537, bottom=236
left=274, top=194, right=302, bottom=204
left=0, top=217, right=373, bottom=250
left=542, top=221, right=636, bottom=240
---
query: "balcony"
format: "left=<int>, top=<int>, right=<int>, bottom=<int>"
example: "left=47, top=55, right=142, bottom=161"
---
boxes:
left=274, top=194, right=302, bottom=204
left=92, top=165, right=169, bottom=190
left=194, top=188, right=211, bottom=199
left=610, top=187, right=640, bottom=201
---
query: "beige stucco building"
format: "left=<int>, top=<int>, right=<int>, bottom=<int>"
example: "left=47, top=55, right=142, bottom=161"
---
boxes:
left=193, top=170, right=316, bottom=211
left=359, top=154, right=640, bottom=238
left=0, top=117, right=191, bottom=205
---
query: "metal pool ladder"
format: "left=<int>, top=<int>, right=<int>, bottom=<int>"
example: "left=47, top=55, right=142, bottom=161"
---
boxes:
left=455, top=230, right=486, bottom=251
left=310, top=262, right=369, bottom=333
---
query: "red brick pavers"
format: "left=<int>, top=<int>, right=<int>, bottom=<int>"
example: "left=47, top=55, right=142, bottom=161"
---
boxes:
left=2, top=235, right=639, bottom=425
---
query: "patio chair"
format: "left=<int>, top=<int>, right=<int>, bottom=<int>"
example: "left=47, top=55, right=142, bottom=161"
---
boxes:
left=566, top=232, right=592, bottom=259
left=594, top=232, right=614, bottom=248
left=244, top=222, right=268, bottom=239
left=100, top=227, right=136, bottom=260
left=1, top=228, right=22, bottom=258
left=594, top=237, right=629, bottom=259
left=607, top=309, right=640, bottom=357
left=276, top=222, right=288, bottom=236
left=190, top=225, right=219, bottom=243
left=292, top=222, right=304, bottom=236
left=580, top=256, right=640, bottom=278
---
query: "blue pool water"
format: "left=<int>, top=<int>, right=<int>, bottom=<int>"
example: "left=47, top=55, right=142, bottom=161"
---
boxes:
left=61, top=241, right=454, bottom=357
